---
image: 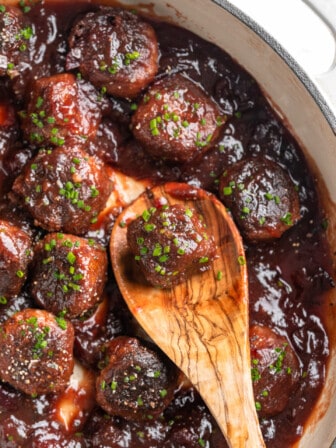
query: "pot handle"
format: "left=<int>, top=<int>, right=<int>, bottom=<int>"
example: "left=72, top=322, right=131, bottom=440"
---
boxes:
left=303, top=0, right=336, bottom=113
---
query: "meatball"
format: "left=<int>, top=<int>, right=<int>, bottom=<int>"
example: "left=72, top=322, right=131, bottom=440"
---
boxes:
left=163, top=398, right=227, bottom=448
left=30, top=233, right=108, bottom=319
left=96, top=337, right=177, bottom=421
left=0, top=219, right=32, bottom=300
left=250, top=325, right=301, bottom=417
left=12, top=145, right=113, bottom=234
left=66, top=7, right=159, bottom=99
left=219, top=155, right=301, bottom=242
left=0, top=6, right=32, bottom=86
left=0, top=308, right=74, bottom=395
left=131, top=74, right=224, bottom=163
left=91, top=412, right=169, bottom=447
left=21, top=73, right=101, bottom=147
left=127, top=203, right=217, bottom=288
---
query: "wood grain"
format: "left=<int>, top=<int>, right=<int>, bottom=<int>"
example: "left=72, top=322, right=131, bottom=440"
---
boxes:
left=110, top=182, right=265, bottom=447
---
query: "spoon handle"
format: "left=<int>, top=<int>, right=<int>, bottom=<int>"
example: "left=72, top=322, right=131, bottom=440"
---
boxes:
left=164, top=281, right=264, bottom=447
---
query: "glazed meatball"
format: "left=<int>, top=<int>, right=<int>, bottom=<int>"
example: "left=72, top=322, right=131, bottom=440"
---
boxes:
left=21, top=73, right=101, bottom=147
left=96, top=337, right=177, bottom=421
left=219, top=155, right=301, bottom=242
left=0, top=6, right=32, bottom=85
left=131, top=74, right=224, bottom=163
left=0, top=220, right=32, bottom=300
left=250, top=325, right=301, bottom=418
left=30, top=233, right=107, bottom=319
left=0, top=308, right=74, bottom=395
left=66, top=7, right=159, bottom=99
left=91, top=412, right=169, bottom=448
left=12, top=145, right=113, bottom=234
left=127, top=203, right=217, bottom=288
left=163, top=398, right=227, bottom=448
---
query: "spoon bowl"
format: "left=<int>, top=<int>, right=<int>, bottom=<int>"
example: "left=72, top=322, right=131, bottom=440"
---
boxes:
left=110, top=182, right=265, bottom=448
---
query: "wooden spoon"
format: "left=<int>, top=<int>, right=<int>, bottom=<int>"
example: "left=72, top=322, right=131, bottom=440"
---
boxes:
left=110, top=182, right=265, bottom=448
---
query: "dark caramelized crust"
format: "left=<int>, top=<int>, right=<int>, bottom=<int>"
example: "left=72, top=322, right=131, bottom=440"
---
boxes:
left=21, top=73, right=101, bottom=147
left=12, top=145, right=113, bottom=235
left=132, top=74, right=224, bottom=163
left=219, top=155, right=301, bottom=242
left=96, top=336, right=177, bottom=421
left=0, top=308, right=74, bottom=395
left=127, top=203, right=217, bottom=288
left=66, top=7, right=159, bottom=99
left=30, top=233, right=108, bottom=318
left=250, top=325, right=301, bottom=417
left=0, top=219, right=32, bottom=299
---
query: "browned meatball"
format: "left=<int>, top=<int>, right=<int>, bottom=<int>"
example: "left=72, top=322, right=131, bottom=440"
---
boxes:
left=12, top=145, right=113, bottom=234
left=131, top=74, right=224, bottom=163
left=163, top=397, right=227, bottom=448
left=250, top=325, right=301, bottom=417
left=0, top=6, right=32, bottom=82
left=219, top=155, right=301, bottom=242
left=127, top=203, right=217, bottom=288
left=0, top=308, right=74, bottom=395
left=66, top=7, right=159, bottom=99
left=96, top=337, right=177, bottom=421
left=30, top=233, right=108, bottom=319
left=21, top=73, right=101, bottom=147
left=0, top=219, right=32, bottom=300
left=91, top=412, right=170, bottom=448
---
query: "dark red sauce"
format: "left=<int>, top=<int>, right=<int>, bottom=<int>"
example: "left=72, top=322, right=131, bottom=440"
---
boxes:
left=0, top=2, right=334, bottom=447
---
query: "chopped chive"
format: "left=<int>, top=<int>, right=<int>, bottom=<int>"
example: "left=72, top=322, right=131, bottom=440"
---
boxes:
left=159, top=389, right=168, bottom=398
left=223, top=186, right=232, bottom=196
left=66, top=252, right=76, bottom=265
left=281, top=212, right=293, bottom=226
